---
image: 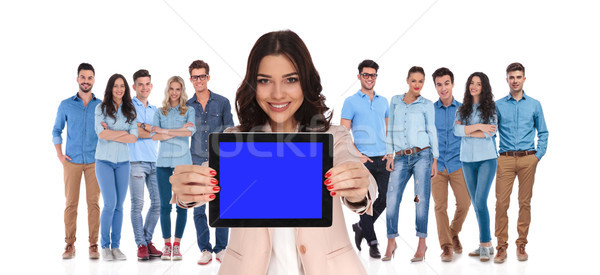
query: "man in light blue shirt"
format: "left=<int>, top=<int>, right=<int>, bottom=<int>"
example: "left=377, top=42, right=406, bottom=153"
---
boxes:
left=127, top=69, right=162, bottom=260
left=430, top=68, right=471, bottom=262
left=52, top=63, right=101, bottom=259
left=341, top=59, right=388, bottom=258
left=494, top=63, right=549, bottom=263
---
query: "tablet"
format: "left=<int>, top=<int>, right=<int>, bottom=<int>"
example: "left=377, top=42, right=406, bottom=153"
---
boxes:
left=208, top=132, right=333, bottom=227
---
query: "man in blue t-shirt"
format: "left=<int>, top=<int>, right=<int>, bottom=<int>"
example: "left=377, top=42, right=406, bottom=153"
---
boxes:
left=430, top=67, right=471, bottom=262
left=341, top=59, right=389, bottom=258
left=127, top=69, right=162, bottom=260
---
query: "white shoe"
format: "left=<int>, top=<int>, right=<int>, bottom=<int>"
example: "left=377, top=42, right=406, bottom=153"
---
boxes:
left=216, top=250, right=226, bottom=263
left=111, top=248, right=127, bottom=260
left=197, top=250, right=212, bottom=265
left=101, top=248, right=114, bottom=261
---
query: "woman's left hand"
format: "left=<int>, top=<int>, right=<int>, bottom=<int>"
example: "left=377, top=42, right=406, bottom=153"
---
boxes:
left=324, top=162, right=370, bottom=203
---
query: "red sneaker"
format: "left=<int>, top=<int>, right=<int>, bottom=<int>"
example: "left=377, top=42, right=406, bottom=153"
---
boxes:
left=161, top=245, right=172, bottom=260
left=147, top=242, right=162, bottom=257
left=137, top=244, right=149, bottom=260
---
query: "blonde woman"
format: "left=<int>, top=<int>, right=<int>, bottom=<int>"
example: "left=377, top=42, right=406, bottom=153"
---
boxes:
left=151, top=76, right=196, bottom=260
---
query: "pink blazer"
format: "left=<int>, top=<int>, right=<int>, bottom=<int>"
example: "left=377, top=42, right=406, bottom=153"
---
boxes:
left=178, top=125, right=377, bottom=275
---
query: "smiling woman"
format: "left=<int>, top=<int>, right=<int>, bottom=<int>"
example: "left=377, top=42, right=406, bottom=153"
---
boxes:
left=94, top=74, right=138, bottom=261
left=168, top=30, right=377, bottom=275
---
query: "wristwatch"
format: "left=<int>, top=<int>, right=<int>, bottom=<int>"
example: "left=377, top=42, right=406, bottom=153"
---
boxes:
left=140, top=123, right=146, bottom=131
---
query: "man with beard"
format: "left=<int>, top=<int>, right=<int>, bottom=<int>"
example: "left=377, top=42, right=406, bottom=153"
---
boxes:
left=341, top=59, right=389, bottom=258
left=186, top=60, right=234, bottom=265
left=53, top=63, right=102, bottom=259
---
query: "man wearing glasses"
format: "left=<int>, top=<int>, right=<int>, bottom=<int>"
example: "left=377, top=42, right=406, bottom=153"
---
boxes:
left=186, top=60, right=234, bottom=265
left=341, top=59, right=389, bottom=258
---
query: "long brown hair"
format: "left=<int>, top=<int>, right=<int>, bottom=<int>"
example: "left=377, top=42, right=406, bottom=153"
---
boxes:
left=235, top=30, right=331, bottom=132
left=100, top=74, right=136, bottom=123
left=457, top=72, right=496, bottom=125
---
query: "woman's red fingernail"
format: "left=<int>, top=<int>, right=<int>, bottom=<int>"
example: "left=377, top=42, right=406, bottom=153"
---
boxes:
left=211, top=178, right=218, bottom=184
left=324, top=179, right=332, bottom=185
left=324, top=172, right=331, bottom=178
left=327, top=185, right=334, bottom=190
left=330, top=192, right=336, bottom=196
left=213, top=186, right=220, bottom=191
left=210, top=170, right=217, bottom=176
left=209, top=194, right=216, bottom=199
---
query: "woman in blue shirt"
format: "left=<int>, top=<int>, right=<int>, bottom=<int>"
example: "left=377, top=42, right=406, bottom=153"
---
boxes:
left=94, top=74, right=138, bottom=261
left=453, top=72, right=498, bottom=262
left=151, top=76, right=196, bottom=261
left=383, top=66, right=439, bottom=262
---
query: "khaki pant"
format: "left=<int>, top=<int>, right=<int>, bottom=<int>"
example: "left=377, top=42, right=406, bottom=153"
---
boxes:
left=63, top=161, right=100, bottom=244
left=495, top=154, right=538, bottom=248
left=431, top=168, right=471, bottom=248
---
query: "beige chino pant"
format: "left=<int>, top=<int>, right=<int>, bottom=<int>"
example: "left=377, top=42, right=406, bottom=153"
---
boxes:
left=494, top=154, right=538, bottom=248
left=431, top=168, right=471, bottom=249
left=63, top=161, right=100, bottom=244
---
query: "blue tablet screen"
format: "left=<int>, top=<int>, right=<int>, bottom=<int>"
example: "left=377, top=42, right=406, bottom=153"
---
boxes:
left=219, top=142, right=323, bottom=219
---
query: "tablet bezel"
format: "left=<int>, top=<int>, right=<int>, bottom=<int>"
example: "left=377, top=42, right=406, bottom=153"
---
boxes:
left=208, top=132, right=333, bottom=227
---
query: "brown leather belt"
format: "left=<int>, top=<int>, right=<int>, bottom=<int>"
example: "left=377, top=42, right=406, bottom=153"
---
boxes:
left=395, top=146, right=430, bottom=156
left=499, top=150, right=536, bottom=157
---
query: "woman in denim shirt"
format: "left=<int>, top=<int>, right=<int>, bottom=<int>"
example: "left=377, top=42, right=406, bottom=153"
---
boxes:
left=453, top=72, right=498, bottom=262
left=151, top=76, right=196, bottom=261
left=383, top=66, right=439, bottom=262
left=94, top=74, right=138, bottom=260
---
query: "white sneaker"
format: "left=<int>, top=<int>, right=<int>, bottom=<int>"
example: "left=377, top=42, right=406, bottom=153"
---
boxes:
left=216, top=250, right=226, bottom=263
left=101, top=248, right=114, bottom=261
left=111, top=248, right=127, bottom=260
left=197, top=250, right=212, bottom=265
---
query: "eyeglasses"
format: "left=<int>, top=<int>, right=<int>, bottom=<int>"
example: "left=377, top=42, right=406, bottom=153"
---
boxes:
left=360, top=73, right=378, bottom=79
left=191, top=74, right=209, bottom=81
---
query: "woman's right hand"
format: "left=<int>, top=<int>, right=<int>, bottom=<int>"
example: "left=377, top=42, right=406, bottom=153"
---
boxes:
left=477, top=124, right=497, bottom=136
left=170, top=165, right=220, bottom=203
left=385, top=154, right=394, bottom=172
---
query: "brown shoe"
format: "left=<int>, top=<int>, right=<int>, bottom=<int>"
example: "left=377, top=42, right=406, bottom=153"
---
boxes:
left=494, top=246, right=507, bottom=263
left=89, top=244, right=100, bottom=259
left=62, top=244, right=75, bottom=259
left=441, top=245, right=453, bottom=262
left=452, top=235, right=463, bottom=254
left=517, top=244, right=528, bottom=261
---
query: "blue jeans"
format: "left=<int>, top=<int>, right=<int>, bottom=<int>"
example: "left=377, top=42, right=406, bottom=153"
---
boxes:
left=157, top=167, right=187, bottom=239
left=95, top=159, right=130, bottom=249
left=386, top=148, right=432, bottom=239
left=194, top=205, right=228, bottom=253
left=462, top=158, right=497, bottom=243
left=130, top=162, right=160, bottom=246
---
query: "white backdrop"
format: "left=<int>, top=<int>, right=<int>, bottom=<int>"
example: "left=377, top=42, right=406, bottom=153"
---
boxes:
left=1, top=0, right=598, bottom=274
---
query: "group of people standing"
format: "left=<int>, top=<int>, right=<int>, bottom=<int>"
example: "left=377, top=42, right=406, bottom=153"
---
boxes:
left=53, top=61, right=233, bottom=264
left=344, top=60, right=548, bottom=263
left=53, top=29, right=548, bottom=275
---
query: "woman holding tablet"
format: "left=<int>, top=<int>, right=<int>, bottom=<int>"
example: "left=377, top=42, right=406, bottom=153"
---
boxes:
left=453, top=72, right=498, bottom=262
left=169, top=30, right=376, bottom=275
left=383, top=66, right=438, bottom=262
left=151, top=76, right=196, bottom=261
left=94, top=74, right=138, bottom=260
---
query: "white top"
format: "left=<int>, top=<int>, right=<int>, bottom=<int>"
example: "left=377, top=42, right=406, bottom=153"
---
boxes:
left=267, top=228, right=304, bottom=275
